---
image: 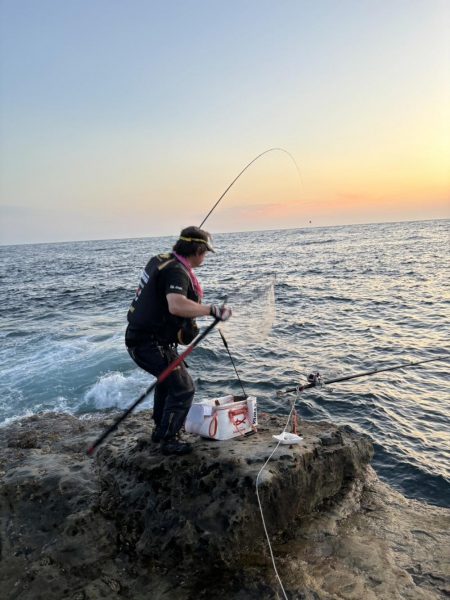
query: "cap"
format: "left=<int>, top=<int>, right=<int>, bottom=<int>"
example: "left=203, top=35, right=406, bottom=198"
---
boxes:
left=178, top=226, right=215, bottom=252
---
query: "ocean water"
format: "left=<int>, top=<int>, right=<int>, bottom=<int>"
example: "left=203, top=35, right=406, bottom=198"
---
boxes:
left=1, top=219, right=449, bottom=507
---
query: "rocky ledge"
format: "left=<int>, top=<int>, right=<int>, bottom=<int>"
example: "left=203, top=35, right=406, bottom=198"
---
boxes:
left=1, top=411, right=449, bottom=600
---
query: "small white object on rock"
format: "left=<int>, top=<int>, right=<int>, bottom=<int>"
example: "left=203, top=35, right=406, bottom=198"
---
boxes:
left=272, top=432, right=303, bottom=445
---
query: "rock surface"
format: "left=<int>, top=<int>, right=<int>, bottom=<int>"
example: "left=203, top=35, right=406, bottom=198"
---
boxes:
left=0, top=411, right=448, bottom=600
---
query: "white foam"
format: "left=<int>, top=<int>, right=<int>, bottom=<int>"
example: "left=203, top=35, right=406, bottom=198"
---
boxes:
left=0, top=409, right=36, bottom=428
left=83, top=369, right=154, bottom=411
left=0, top=397, right=73, bottom=428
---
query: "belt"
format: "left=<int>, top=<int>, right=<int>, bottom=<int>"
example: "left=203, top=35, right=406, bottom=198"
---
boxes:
left=125, top=328, right=176, bottom=350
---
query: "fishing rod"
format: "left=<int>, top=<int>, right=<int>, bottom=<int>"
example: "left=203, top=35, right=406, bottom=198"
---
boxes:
left=87, top=311, right=225, bottom=456
left=218, top=328, right=248, bottom=398
left=277, top=355, right=449, bottom=397
left=199, top=147, right=302, bottom=228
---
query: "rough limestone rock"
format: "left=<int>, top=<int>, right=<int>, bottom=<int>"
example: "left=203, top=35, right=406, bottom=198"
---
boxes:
left=0, top=411, right=448, bottom=600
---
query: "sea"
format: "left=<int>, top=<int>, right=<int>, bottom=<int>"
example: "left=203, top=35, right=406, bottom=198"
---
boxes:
left=1, top=219, right=449, bottom=507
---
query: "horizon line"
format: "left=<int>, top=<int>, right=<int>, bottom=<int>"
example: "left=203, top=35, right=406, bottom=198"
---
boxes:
left=1, top=216, right=449, bottom=249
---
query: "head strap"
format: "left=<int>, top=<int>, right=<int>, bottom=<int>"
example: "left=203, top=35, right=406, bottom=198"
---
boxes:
left=178, top=235, right=215, bottom=252
left=179, top=236, right=208, bottom=244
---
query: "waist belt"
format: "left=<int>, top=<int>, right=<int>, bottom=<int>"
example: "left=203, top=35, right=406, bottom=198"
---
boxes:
left=125, top=327, right=176, bottom=349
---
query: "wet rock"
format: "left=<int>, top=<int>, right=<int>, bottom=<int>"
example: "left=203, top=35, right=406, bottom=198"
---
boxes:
left=319, top=430, right=343, bottom=446
left=0, top=411, right=448, bottom=599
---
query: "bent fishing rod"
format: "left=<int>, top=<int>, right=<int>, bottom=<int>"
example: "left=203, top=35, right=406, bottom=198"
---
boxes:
left=277, top=355, right=448, bottom=397
left=199, top=147, right=302, bottom=228
left=87, top=311, right=224, bottom=456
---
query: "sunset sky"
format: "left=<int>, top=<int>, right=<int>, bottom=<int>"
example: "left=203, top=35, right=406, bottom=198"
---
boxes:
left=1, top=0, right=449, bottom=245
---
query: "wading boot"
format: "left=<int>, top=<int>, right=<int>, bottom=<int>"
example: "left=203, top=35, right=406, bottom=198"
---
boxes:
left=159, top=409, right=192, bottom=456
left=151, top=425, right=163, bottom=443
left=161, top=436, right=193, bottom=456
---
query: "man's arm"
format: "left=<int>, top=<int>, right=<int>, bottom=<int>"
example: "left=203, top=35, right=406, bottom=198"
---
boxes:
left=166, top=293, right=211, bottom=318
left=167, top=294, right=232, bottom=321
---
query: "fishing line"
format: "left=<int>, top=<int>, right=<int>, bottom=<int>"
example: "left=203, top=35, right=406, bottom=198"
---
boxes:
left=255, top=390, right=299, bottom=600
left=199, top=147, right=302, bottom=228
left=218, top=329, right=248, bottom=398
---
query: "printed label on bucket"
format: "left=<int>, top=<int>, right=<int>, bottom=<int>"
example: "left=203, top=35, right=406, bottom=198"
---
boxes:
left=185, top=395, right=258, bottom=440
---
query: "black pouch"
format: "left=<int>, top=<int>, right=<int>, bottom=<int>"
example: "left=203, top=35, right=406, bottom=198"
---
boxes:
left=177, top=319, right=199, bottom=345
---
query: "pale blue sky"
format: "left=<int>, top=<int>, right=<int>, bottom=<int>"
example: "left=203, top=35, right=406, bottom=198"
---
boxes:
left=1, top=0, right=449, bottom=244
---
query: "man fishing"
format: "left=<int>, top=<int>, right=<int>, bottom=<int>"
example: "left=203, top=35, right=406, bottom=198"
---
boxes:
left=125, top=226, right=231, bottom=456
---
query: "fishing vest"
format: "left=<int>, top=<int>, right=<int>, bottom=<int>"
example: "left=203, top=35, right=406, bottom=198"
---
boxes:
left=127, top=253, right=199, bottom=345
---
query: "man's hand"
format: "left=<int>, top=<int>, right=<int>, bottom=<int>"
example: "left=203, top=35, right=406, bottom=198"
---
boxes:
left=210, top=305, right=232, bottom=321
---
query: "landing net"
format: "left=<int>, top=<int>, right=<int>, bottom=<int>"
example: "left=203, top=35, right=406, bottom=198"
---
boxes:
left=219, top=278, right=276, bottom=348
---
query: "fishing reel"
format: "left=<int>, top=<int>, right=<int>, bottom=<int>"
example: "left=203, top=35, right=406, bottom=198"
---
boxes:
left=307, top=372, right=322, bottom=387
left=276, top=371, right=322, bottom=397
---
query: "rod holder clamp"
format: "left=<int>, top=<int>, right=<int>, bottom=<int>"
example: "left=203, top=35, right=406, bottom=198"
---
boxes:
left=307, top=372, right=322, bottom=387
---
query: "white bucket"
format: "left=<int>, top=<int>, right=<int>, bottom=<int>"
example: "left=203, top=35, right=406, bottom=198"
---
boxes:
left=185, top=395, right=257, bottom=440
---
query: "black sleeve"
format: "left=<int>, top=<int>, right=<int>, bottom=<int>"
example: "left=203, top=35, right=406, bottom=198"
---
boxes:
left=161, top=265, right=190, bottom=297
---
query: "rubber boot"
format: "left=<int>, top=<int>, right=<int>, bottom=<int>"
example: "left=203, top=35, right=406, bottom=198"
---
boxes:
left=160, top=410, right=192, bottom=456
left=151, top=426, right=164, bottom=443
left=151, top=383, right=167, bottom=442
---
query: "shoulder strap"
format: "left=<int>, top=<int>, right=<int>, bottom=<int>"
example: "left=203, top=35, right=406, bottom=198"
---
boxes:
left=156, top=253, right=176, bottom=272
left=156, top=253, right=196, bottom=298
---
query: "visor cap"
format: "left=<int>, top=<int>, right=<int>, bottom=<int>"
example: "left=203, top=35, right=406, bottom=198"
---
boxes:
left=178, top=226, right=215, bottom=252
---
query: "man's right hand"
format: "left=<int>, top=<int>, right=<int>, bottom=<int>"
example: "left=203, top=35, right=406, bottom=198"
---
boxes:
left=210, top=305, right=232, bottom=321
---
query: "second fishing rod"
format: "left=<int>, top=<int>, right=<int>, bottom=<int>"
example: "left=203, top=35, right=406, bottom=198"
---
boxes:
left=277, top=355, right=448, bottom=397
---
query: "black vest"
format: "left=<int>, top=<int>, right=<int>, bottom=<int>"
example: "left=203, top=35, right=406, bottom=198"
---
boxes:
left=127, top=253, right=198, bottom=344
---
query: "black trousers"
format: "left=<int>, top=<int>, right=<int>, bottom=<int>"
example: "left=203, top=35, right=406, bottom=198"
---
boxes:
left=125, top=332, right=195, bottom=428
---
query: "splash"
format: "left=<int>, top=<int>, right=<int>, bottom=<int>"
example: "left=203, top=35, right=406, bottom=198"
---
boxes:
left=82, top=370, right=154, bottom=411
